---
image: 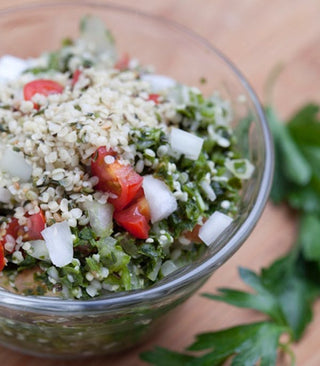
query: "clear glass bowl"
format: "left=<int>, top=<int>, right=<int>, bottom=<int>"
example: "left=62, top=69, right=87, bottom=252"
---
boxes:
left=0, top=1, right=273, bottom=358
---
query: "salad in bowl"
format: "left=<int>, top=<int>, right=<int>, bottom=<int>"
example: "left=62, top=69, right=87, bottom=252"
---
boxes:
left=0, top=3, right=272, bottom=357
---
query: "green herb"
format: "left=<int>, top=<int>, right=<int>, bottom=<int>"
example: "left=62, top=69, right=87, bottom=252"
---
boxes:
left=17, top=255, right=38, bottom=272
left=61, top=37, right=73, bottom=47
left=142, top=322, right=287, bottom=366
left=142, top=103, right=320, bottom=365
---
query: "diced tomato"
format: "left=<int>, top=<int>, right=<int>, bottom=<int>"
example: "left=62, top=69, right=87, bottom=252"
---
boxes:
left=0, top=212, right=46, bottom=271
left=23, top=79, right=64, bottom=109
left=0, top=218, right=20, bottom=253
left=91, top=146, right=143, bottom=211
left=134, top=195, right=151, bottom=222
left=114, top=196, right=150, bottom=239
left=24, top=211, right=46, bottom=241
left=71, top=69, right=81, bottom=87
left=184, top=224, right=203, bottom=244
left=148, top=94, right=160, bottom=104
left=114, top=53, right=129, bottom=71
left=0, top=212, right=45, bottom=251
left=0, top=245, right=4, bottom=272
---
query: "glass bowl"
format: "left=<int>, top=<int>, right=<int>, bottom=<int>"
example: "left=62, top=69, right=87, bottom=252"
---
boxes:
left=0, top=1, right=273, bottom=358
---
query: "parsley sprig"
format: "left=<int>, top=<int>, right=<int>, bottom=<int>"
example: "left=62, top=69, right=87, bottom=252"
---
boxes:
left=141, top=104, right=320, bottom=365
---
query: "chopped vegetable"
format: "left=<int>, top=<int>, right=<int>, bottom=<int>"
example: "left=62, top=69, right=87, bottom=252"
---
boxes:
left=85, top=200, right=113, bottom=237
left=0, top=187, right=11, bottom=203
left=114, top=196, right=150, bottom=239
left=0, top=218, right=20, bottom=254
left=0, top=148, right=32, bottom=182
left=142, top=175, right=177, bottom=223
left=225, top=158, right=255, bottom=180
left=198, top=211, right=233, bottom=246
left=71, top=69, right=81, bottom=86
left=141, top=74, right=176, bottom=92
left=24, top=211, right=46, bottom=241
left=169, top=127, right=204, bottom=160
left=0, top=55, right=30, bottom=82
left=91, top=146, right=143, bottom=211
left=148, top=94, right=160, bottom=104
left=25, top=240, right=50, bottom=261
left=23, top=79, right=64, bottom=109
left=41, top=221, right=73, bottom=267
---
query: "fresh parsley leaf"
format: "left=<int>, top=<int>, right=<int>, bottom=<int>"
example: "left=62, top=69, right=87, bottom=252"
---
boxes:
left=141, top=322, right=288, bottom=366
left=265, top=106, right=312, bottom=190
left=141, top=347, right=195, bottom=366
left=203, top=267, right=285, bottom=325
left=259, top=255, right=319, bottom=340
left=299, top=213, right=320, bottom=263
left=287, top=104, right=320, bottom=147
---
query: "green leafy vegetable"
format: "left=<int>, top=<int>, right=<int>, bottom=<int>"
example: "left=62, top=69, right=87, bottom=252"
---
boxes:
left=142, top=322, right=287, bottom=366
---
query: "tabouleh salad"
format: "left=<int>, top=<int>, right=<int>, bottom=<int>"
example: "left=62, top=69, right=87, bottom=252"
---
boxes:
left=0, top=16, right=253, bottom=299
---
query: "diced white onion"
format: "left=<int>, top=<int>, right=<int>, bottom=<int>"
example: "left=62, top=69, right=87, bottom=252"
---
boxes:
left=200, top=180, right=216, bottom=202
left=41, top=221, right=74, bottom=267
left=199, top=211, right=233, bottom=246
left=0, top=187, right=11, bottom=203
left=80, top=15, right=116, bottom=59
left=141, top=74, right=176, bottom=93
left=85, top=200, right=113, bottom=237
left=142, top=175, right=177, bottom=223
left=147, top=258, right=162, bottom=281
left=0, top=55, right=30, bottom=82
left=169, top=128, right=203, bottom=160
left=161, top=260, right=178, bottom=277
left=0, top=149, right=32, bottom=182
left=25, top=240, right=50, bottom=261
left=225, top=159, right=255, bottom=180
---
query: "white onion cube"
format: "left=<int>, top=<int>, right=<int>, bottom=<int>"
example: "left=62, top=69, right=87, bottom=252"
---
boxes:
left=0, top=55, right=29, bottom=82
left=0, top=149, right=32, bottom=182
left=169, top=128, right=203, bottom=160
left=142, top=175, right=177, bottom=223
left=86, top=200, right=113, bottom=237
left=200, top=180, right=216, bottom=202
left=41, top=221, right=74, bottom=267
left=26, top=240, right=50, bottom=261
left=0, top=187, right=11, bottom=203
left=141, top=74, right=176, bottom=92
left=199, top=211, right=233, bottom=246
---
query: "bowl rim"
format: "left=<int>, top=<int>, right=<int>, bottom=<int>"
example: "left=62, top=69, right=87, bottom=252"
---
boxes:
left=0, top=1, right=274, bottom=313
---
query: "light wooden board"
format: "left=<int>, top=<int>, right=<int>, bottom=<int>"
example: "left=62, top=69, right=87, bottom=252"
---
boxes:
left=1, top=0, right=320, bottom=365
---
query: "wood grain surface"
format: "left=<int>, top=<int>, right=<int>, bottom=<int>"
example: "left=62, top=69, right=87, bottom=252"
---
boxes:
left=1, top=0, right=320, bottom=365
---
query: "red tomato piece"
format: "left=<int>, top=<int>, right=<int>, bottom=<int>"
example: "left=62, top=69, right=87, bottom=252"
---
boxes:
left=134, top=195, right=151, bottom=222
left=71, top=69, right=81, bottom=87
left=148, top=94, right=160, bottom=104
left=0, top=218, right=20, bottom=254
left=114, top=53, right=129, bottom=71
left=0, top=245, right=5, bottom=272
left=23, top=79, right=64, bottom=109
left=91, top=147, right=143, bottom=211
left=114, top=197, right=150, bottom=239
left=24, top=211, right=46, bottom=241
left=0, top=211, right=46, bottom=250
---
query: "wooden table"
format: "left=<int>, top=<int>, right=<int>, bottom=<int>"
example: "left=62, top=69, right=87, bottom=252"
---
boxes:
left=1, top=0, right=320, bottom=365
